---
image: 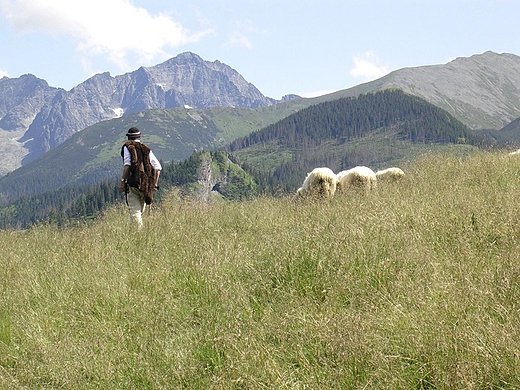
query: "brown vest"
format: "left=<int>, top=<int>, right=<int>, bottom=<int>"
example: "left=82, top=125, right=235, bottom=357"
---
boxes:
left=121, top=140, right=156, bottom=204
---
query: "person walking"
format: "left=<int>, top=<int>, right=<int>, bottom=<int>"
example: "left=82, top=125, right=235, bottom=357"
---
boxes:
left=118, top=127, right=162, bottom=229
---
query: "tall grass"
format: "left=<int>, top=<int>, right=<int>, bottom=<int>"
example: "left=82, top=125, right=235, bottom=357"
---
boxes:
left=2, top=150, right=520, bottom=389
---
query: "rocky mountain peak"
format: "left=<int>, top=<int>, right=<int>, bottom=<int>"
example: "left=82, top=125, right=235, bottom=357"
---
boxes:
left=10, top=52, right=277, bottom=164
left=160, top=51, right=204, bottom=66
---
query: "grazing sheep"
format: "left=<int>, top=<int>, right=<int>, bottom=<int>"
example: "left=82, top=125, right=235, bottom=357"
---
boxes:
left=336, top=166, right=377, bottom=194
left=375, top=167, right=405, bottom=182
left=296, top=167, right=338, bottom=199
left=509, top=149, right=520, bottom=155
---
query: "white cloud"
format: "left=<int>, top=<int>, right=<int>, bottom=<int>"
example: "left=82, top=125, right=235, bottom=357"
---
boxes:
left=0, top=69, right=9, bottom=78
left=350, top=51, right=390, bottom=80
left=225, top=31, right=252, bottom=49
left=223, top=19, right=255, bottom=49
left=0, top=0, right=213, bottom=73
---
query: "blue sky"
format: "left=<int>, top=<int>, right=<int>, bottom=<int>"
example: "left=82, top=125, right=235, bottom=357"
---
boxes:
left=0, top=0, right=518, bottom=99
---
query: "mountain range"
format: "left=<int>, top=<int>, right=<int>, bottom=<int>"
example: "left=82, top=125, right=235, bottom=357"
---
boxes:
left=0, top=52, right=281, bottom=174
left=1, top=50, right=520, bottom=207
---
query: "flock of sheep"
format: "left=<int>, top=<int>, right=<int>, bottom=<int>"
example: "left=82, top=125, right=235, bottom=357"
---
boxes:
left=295, top=166, right=405, bottom=199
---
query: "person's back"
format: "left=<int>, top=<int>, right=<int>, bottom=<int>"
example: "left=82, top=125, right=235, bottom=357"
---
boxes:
left=119, top=127, right=162, bottom=229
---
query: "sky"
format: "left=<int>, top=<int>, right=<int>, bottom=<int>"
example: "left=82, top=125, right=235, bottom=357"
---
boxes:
left=0, top=0, right=519, bottom=100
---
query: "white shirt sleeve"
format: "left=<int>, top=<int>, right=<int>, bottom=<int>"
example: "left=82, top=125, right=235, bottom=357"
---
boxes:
left=123, top=146, right=131, bottom=166
left=149, top=150, right=162, bottom=170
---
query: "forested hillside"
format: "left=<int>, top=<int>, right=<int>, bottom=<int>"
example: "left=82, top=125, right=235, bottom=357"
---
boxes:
left=228, top=90, right=482, bottom=193
left=0, top=180, right=121, bottom=229
left=230, top=90, right=471, bottom=150
left=0, top=150, right=257, bottom=229
left=160, top=150, right=257, bottom=201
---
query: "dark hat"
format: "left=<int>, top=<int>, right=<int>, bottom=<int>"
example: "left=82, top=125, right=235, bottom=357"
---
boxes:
left=126, top=127, right=141, bottom=137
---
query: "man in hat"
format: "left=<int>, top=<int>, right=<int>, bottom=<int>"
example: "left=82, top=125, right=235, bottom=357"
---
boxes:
left=118, top=127, right=162, bottom=228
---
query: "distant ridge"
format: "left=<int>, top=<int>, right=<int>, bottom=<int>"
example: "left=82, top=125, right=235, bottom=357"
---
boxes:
left=317, top=51, right=520, bottom=131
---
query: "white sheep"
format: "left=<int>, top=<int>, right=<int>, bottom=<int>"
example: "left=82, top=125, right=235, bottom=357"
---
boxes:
left=296, top=167, right=338, bottom=199
left=336, top=166, right=377, bottom=194
left=375, top=167, right=405, bottom=182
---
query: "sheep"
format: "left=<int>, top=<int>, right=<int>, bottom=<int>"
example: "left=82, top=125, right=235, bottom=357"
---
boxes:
left=336, top=166, right=377, bottom=194
left=375, top=167, right=405, bottom=182
left=295, top=167, right=338, bottom=199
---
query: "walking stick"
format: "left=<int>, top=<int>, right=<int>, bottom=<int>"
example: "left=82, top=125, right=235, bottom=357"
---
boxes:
left=124, top=181, right=129, bottom=206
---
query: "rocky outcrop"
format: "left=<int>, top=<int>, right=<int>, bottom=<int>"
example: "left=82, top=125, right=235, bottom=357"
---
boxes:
left=0, top=74, right=60, bottom=173
left=196, top=154, right=221, bottom=202
left=193, top=151, right=257, bottom=202
left=0, top=74, right=59, bottom=132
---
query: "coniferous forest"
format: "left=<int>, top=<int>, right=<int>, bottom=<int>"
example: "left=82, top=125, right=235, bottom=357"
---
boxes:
left=228, top=90, right=484, bottom=194
left=229, top=90, right=472, bottom=151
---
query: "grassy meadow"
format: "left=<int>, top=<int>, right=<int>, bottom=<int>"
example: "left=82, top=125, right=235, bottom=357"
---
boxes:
left=2, top=150, right=520, bottom=389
